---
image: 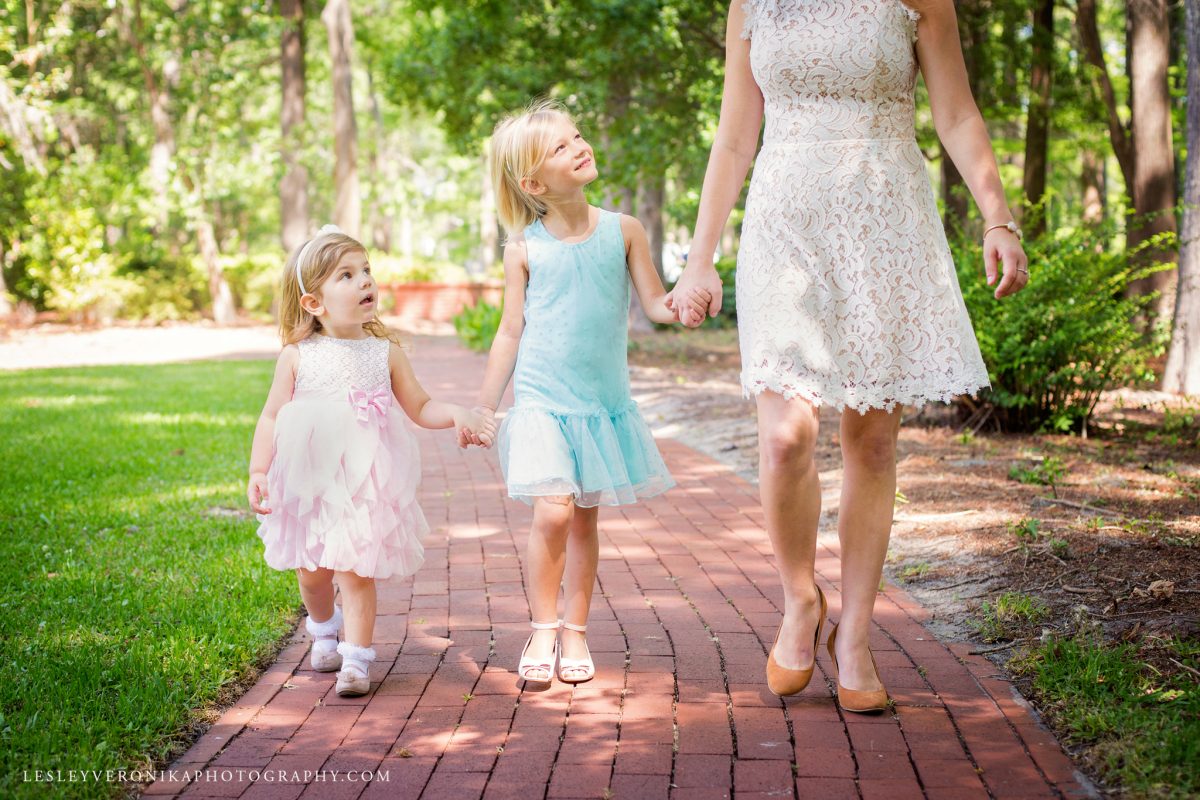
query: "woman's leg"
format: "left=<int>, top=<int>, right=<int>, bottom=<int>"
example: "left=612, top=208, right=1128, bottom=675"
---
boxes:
left=522, top=496, right=575, bottom=679
left=334, top=570, right=378, bottom=647
left=756, top=391, right=823, bottom=669
left=833, top=407, right=902, bottom=690
left=296, top=567, right=337, bottom=621
left=560, top=504, right=600, bottom=675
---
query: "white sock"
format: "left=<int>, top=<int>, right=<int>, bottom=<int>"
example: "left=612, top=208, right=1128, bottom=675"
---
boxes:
left=336, top=642, right=376, bottom=677
left=305, top=606, right=343, bottom=654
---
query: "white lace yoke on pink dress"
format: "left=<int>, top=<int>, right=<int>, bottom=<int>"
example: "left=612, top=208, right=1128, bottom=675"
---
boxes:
left=256, top=334, right=427, bottom=580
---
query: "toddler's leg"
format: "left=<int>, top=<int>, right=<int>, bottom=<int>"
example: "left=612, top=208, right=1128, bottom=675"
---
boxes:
left=297, top=568, right=342, bottom=671
left=333, top=570, right=378, bottom=697
left=560, top=505, right=599, bottom=680
left=296, top=566, right=337, bottom=620
left=521, top=496, right=575, bottom=679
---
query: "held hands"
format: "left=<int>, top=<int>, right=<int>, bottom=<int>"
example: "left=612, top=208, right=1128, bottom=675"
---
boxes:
left=455, top=405, right=498, bottom=450
left=665, top=264, right=724, bottom=327
left=247, top=472, right=270, bottom=514
left=984, top=228, right=1029, bottom=299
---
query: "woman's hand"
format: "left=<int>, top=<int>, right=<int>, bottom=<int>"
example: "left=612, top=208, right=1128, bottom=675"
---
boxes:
left=984, top=228, right=1029, bottom=299
left=666, top=263, right=724, bottom=327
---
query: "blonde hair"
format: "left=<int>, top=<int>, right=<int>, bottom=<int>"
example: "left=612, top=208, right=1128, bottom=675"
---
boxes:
left=278, top=231, right=401, bottom=346
left=489, top=99, right=577, bottom=234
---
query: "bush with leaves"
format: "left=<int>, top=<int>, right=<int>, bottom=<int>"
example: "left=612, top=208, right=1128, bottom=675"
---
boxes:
left=952, top=223, right=1170, bottom=433
left=452, top=299, right=503, bottom=352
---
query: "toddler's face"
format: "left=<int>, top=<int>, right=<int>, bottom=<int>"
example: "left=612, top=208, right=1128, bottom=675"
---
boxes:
left=531, top=118, right=598, bottom=194
left=315, top=250, right=377, bottom=327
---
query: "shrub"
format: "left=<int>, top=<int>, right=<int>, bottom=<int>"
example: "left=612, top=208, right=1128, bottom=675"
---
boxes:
left=452, top=299, right=502, bottom=352
left=952, top=224, right=1170, bottom=433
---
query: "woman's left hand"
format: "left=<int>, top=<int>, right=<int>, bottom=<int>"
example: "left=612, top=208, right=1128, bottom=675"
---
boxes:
left=985, top=230, right=1029, bottom=299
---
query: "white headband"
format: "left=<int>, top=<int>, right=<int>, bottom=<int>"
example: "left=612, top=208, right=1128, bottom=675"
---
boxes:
left=295, top=224, right=344, bottom=295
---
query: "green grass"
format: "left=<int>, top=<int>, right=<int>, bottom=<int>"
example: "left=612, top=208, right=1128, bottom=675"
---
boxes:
left=972, top=591, right=1049, bottom=643
left=1012, top=637, right=1200, bottom=798
left=0, top=361, right=299, bottom=798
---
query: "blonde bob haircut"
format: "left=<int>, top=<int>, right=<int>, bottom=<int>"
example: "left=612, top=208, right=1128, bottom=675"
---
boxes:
left=278, top=231, right=400, bottom=347
left=489, top=99, right=576, bottom=234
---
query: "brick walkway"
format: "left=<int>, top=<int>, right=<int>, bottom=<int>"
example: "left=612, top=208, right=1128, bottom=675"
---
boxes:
left=147, top=337, right=1096, bottom=800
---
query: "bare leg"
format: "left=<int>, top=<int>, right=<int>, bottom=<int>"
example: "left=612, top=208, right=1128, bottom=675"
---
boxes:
left=756, top=391, right=823, bottom=669
left=833, top=407, right=902, bottom=690
left=523, top=495, right=575, bottom=680
left=296, top=567, right=337, bottom=622
left=560, top=504, right=599, bottom=677
left=335, top=571, right=377, bottom=647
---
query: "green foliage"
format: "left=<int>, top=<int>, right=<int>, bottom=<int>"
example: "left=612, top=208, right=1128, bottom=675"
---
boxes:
left=0, top=362, right=298, bottom=799
left=1008, top=456, right=1066, bottom=488
left=953, top=224, right=1170, bottom=433
left=1008, top=517, right=1043, bottom=543
left=1144, top=405, right=1200, bottom=448
left=972, top=591, right=1049, bottom=642
left=1011, top=636, right=1200, bottom=798
left=220, top=253, right=282, bottom=318
left=452, top=299, right=502, bottom=352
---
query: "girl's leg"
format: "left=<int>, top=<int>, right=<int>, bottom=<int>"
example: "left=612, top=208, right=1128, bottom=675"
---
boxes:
left=297, top=567, right=342, bottom=670
left=560, top=504, right=599, bottom=674
left=523, top=496, right=575, bottom=679
left=296, top=566, right=337, bottom=621
left=756, top=391, right=823, bottom=669
left=333, top=570, right=378, bottom=695
left=833, top=407, right=902, bottom=691
left=334, top=571, right=377, bottom=647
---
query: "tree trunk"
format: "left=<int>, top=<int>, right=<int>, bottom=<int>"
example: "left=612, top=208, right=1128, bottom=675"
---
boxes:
left=941, top=0, right=982, bottom=235
left=1126, top=0, right=1178, bottom=315
left=1077, top=0, right=1135, bottom=186
left=941, top=149, right=970, bottom=234
left=127, top=0, right=178, bottom=231
left=367, top=59, right=393, bottom=252
left=480, top=152, right=499, bottom=275
left=1023, top=0, right=1054, bottom=239
left=322, top=0, right=361, bottom=238
left=196, top=210, right=237, bottom=325
left=639, top=175, right=666, bottom=282
left=127, top=0, right=235, bottom=324
left=280, top=0, right=309, bottom=254
left=1163, top=0, right=1200, bottom=394
left=1081, top=148, right=1106, bottom=224
left=0, top=238, right=11, bottom=316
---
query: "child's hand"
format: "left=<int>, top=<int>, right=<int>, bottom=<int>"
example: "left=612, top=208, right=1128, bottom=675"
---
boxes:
left=455, top=406, right=498, bottom=449
left=248, top=472, right=270, bottom=514
left=666, top=286, right=714, bottom=323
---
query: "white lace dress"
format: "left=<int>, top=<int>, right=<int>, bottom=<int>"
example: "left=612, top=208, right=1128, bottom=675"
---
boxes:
left=736, top=0, right=990, bottom=412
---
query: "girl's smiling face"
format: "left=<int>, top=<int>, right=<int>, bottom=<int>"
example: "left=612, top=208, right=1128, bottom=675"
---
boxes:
left=311, top=250, right=377, bottom=328
left=526, top=118, right=598, bottom=196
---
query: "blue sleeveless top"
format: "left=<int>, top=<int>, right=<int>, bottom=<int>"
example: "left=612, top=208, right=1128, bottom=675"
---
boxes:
left=496, top=208, right=674, bottom=507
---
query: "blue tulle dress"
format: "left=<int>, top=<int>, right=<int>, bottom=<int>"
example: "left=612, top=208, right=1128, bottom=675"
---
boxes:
left=497, top=208, right=675, bottom=506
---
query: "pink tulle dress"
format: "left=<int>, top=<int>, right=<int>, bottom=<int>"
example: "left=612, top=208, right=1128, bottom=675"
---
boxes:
left=256, top=334, right=427, bottom=580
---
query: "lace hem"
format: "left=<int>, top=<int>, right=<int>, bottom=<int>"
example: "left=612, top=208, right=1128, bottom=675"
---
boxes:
left=740, top=369, right=990, bottom=414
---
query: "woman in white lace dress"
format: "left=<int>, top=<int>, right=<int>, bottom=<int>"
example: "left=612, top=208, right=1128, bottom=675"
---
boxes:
left=668, top=0, right=1028, bottom=711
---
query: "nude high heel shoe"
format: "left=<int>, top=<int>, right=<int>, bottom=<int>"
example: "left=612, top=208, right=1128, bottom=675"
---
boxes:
left=765, top=585, right=827, bottom=697
left=826, top=622, right=889, bottom=713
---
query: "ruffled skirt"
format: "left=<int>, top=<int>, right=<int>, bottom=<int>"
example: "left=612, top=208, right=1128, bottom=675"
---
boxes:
left=256, top=397, right=427, bottom=580
left=498, top=401, right=674, bottom=507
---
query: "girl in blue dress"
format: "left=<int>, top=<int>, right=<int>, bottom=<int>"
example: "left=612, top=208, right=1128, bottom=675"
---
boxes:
left=470, top=100, right=711, bottom=684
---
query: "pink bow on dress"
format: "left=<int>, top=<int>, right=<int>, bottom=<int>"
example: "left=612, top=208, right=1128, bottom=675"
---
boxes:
left=348, top=386, right=392, bottom=427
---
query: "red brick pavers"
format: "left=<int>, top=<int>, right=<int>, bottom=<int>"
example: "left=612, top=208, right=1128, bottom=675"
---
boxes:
left=148, top=337, right=1097, bottom=800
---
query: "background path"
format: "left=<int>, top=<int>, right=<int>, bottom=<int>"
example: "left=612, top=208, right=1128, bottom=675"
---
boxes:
left=143, top=336, right=1096, bottom=799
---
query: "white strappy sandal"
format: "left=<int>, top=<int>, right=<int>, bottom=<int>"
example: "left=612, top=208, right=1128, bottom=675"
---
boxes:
left=517, top=620, right=560, bottom=683
left=557, top=620, right=594, bottom=684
